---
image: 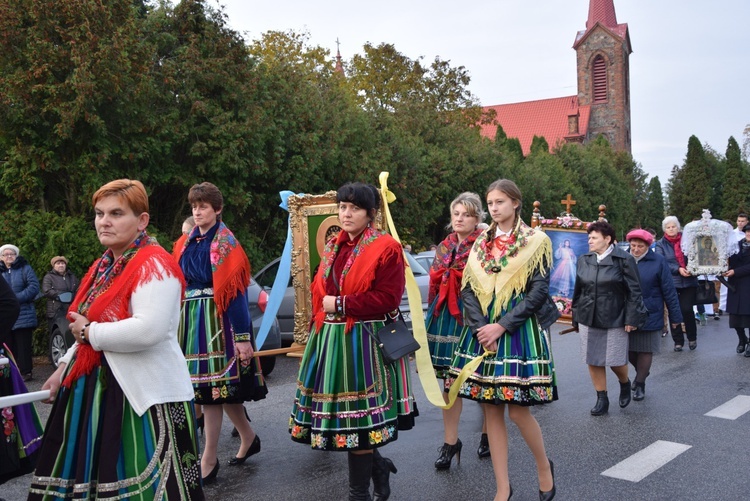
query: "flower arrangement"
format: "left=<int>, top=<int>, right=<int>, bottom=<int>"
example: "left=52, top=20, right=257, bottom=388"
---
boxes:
left=539, top=215, right=589, bottom=229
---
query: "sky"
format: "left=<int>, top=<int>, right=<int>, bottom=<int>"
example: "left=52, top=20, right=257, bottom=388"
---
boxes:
left=209, top=0, right=749, bottom=185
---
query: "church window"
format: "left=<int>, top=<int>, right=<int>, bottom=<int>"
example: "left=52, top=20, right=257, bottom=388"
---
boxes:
left=592, top=55, right=607, bottom=103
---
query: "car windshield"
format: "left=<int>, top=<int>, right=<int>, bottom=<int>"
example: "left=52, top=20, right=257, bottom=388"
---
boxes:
left=404, top=252, right=427, bottom=276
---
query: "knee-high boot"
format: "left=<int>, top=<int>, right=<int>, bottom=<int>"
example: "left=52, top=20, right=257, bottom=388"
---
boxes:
left=348, top=452, right=373, bottom=501
left=372, top=448, right=397, bottom=501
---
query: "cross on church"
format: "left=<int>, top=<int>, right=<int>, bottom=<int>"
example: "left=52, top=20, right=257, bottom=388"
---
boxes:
left=560, top=194, right=576, bottom=214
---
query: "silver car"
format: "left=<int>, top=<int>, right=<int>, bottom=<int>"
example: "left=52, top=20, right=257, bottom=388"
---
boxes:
left=254, top=252, right=431, bottom=343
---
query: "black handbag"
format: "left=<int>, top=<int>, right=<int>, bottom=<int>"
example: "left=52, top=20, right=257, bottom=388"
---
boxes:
left=361, top=311, right=421, bottom=364
left=694, top=278, right=717, bottom=305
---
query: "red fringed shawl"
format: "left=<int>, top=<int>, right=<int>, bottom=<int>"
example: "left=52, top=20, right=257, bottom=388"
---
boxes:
left=172, top=222, right=250, bottom=317
left=428, top=229, right=482, bottom=322
left=63, top=245, right=185, bottom=388
left=311, top=227, right=404, bottom=334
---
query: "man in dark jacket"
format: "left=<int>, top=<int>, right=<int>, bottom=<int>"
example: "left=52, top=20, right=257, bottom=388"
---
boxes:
left=0, top=244, right=40, bottom=381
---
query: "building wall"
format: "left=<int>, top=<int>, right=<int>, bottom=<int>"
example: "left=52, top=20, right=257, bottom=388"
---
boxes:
left=575, top=27, right=631, bottom=153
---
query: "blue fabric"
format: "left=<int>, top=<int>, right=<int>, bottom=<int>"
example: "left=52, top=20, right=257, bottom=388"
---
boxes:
left=635, top=250, right=683, bottom=330
left=255, top=191, right=295, bottom=350
left=0, top=256, right=39, bottom=329
left=180, top=221, right=250, bottom=334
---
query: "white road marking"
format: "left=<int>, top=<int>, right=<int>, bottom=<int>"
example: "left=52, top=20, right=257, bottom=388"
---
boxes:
left=601, top=440, right=691, bottom=482
left=704, top=395, right=750, bottom=420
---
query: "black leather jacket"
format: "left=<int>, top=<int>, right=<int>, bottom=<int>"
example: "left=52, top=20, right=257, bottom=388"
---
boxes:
left=572, top=246, right=647, bottom=329
left=461, top=269, right=561, bottom=335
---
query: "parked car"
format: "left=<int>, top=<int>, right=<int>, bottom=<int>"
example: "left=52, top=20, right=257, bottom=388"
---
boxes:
left=253, top=252, right=431, bottom=342
left=48, top=281, right=282, bottom=376
left=415, top=250, right=436, bottom=274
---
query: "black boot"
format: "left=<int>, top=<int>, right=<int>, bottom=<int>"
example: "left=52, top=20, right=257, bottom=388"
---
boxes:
left=434, top=439, right=462, bottom=469
left=590, top=391, right=609, bottom=416
left=371, top=449, right=397, bottom=501
left=348, top=452, right=373, bottom=501
left=633, top=382, right=645, bottom=401
left=619, top=380, right=631, bottom=408
left=477, top=433, right=491, bottom=458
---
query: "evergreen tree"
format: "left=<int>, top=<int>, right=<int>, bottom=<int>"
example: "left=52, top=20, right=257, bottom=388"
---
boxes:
left=667, top=135, right=711, bottom=224
left=529, top=135, right=549, bottom=155
left=644, top=177, right=665, bottom=236
left=721, top=136, right=750, bottom=220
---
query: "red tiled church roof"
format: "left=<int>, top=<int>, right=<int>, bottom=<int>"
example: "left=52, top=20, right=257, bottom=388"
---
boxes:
left=479, top=96, right=591, bottom=154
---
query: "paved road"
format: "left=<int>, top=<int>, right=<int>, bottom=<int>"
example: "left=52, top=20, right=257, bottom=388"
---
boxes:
left=4, top=315, right=750, bottom=500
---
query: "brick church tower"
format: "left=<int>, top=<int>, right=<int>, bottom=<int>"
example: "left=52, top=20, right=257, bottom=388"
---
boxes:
left=574, top=0, right=632, bottom=152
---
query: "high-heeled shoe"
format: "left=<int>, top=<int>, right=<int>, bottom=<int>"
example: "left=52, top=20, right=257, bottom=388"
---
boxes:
left=477, top=433, right=491, bottom=458
left=539, top=458, right=555, bottom=501
left=195, top=415, right=204, bottom=436
left=434, top=439, right=462, bottom=469
left=202, top=460, right=219, bottom=484
left=228, top=435, right=261, bottom=465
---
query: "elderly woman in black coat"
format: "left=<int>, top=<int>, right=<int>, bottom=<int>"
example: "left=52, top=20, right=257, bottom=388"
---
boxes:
left=625, top=229, right=683, bottom=401
left=724, top=224, right=750, bottom=356
left=572, top=222, right=647, bottom=416
left=42, top=256, right=80, bottom=331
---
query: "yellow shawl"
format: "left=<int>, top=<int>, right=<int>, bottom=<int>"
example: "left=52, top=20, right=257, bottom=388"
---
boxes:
left=462, top=219, right=552, bottom=318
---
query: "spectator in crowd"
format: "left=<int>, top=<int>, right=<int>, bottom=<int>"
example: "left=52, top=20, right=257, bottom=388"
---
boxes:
left=0, top=244, right=40, bottom=381
left=42, top=256, right=79, bottom=331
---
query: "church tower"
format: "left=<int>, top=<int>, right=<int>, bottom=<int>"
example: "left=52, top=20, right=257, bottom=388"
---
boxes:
left=573, top=0, right=632, bottom=152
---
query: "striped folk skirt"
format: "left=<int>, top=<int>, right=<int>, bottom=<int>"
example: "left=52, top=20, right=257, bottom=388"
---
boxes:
left=178, top=293, right=267, bottom=405
left=426, top=298, right=463, bottom=380
left=289, top=319, right=418, bottom=451
left=28, top=358, right=204, bottom=500
left=445, top=296, right=557, bottom=406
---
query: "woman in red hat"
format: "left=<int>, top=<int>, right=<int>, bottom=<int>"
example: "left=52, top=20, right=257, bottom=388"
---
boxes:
left=625, top=229, right=683, bottom=400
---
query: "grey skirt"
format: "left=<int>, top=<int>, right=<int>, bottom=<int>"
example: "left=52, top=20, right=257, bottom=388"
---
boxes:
left=628, top=329, right=661, bottom=353
left=579, top=324, right=628, bottom=366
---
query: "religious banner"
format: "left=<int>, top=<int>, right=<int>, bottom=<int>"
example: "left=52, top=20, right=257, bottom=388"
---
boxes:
left=532, top=195, right=606, bottom=323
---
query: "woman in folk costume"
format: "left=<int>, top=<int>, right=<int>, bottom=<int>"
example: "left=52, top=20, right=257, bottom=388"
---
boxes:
left=426, top=192, right=491, bottom=469
left=446, top=179, right=559, bottom=501
left=289, top=182, right=418, bottom=501
left=29, top=179, right=203, bottom=500
left=174, top=182, right=267, bottom=485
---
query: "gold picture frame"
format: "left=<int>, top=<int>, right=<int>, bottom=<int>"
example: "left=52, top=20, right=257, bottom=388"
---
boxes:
left=288, top=191, right=385, bottom=344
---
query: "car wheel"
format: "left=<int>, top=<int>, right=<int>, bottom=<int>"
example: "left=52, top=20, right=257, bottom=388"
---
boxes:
left=259, top=355, right=276, bottom=377
left=49, top=327, right=68, bottom=367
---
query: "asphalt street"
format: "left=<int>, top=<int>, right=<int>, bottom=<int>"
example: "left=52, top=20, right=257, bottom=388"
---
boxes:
left=3, top=314, right=750, bottom=500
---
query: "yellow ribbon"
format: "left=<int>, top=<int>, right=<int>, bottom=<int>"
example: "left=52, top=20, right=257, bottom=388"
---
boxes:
left=378, top=172, right=490, bottom=409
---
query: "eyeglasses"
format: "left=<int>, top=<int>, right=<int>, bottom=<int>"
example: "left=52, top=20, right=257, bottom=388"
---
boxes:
left=1, top=253, right=17, bottom=257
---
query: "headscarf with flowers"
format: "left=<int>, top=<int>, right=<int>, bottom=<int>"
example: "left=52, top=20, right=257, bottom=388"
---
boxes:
left=429, top=228, right=483, bottom=321
left=173, top=221, right=250, bottom=317
left=462, top=219, right=552, bottom=319
left=62, top=233, right=184, bottom=388
left=311, top=225, right=403, bottom=334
